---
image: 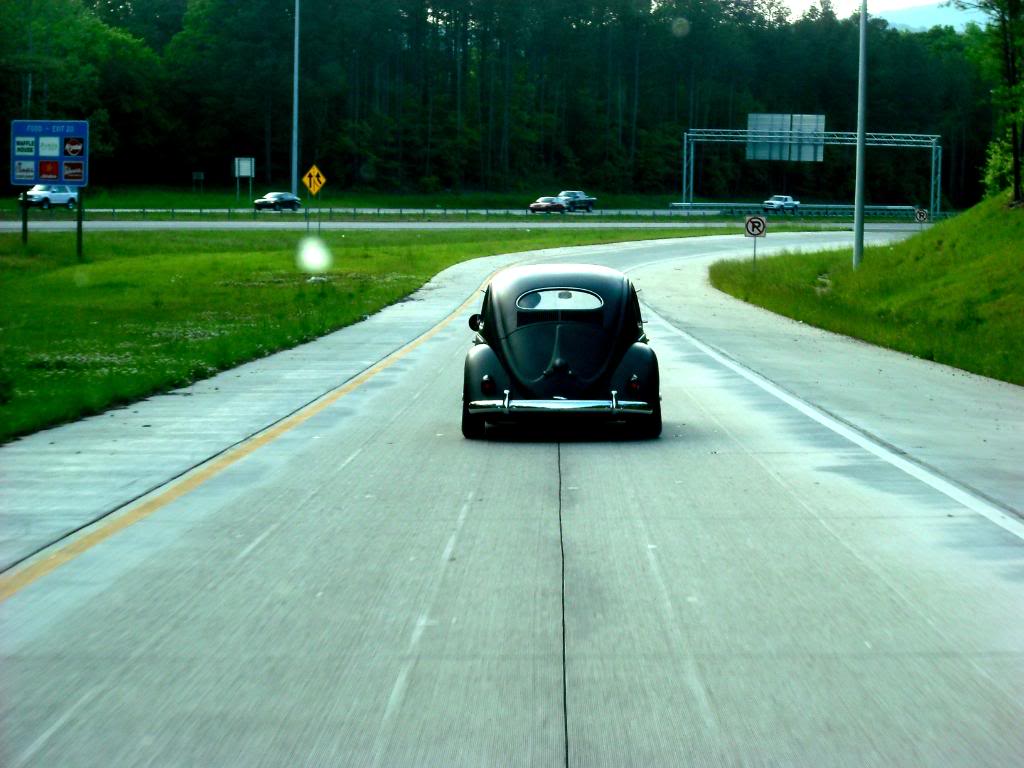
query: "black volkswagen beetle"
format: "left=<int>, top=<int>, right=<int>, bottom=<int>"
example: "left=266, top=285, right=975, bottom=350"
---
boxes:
left=462, top=263, right=661, bottom=439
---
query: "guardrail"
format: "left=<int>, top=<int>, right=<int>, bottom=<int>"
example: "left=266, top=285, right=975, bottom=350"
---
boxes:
left=2, top=204, right=952, bottom=221
left=667, top=202, right=949, bottom=219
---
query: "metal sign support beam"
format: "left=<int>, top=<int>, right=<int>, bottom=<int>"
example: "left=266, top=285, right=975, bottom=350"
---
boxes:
left=681, top=128, right=943, bottom=213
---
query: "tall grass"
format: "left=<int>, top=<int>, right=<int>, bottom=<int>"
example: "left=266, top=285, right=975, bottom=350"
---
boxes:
left=708, top=194, right=1023, bottom=385
left=0, top=227, right=710, bottom=442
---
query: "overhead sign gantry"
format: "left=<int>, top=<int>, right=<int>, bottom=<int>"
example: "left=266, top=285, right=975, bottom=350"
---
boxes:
left=681, top=127, right=943, bottom=215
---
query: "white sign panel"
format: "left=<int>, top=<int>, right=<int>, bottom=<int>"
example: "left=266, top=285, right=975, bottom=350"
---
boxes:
left=746, top=113, right=824, bottom=162
left=38, top=136, right=60, bottom=157
left=234, top=157, right=255, bottom=178
left=14, top=160, right=35, bottom=180
left=15, top=137, right=35, bottom=156
left=745, top=215, right=767, bottom=238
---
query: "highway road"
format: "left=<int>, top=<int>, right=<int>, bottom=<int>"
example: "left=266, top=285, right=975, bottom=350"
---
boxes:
left=2, top=232, right=1022, bottom=766
left=0, top=219, right=925, bottom=233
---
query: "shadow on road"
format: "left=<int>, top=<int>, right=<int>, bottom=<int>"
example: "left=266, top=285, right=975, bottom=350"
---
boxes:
left=478, top=417, right=662, bottom=443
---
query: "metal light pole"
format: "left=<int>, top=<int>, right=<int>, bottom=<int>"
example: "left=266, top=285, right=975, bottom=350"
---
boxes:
left=853, top=0, right=867, bottom=269
left=290, top=0, right=300, bottom=196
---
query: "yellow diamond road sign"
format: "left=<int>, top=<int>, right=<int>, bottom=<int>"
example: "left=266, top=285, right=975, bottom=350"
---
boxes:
left=303, top=164, right=326, bottom=195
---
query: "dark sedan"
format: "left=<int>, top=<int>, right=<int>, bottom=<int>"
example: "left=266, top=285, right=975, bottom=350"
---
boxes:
left=461, top=263, right=662, bottom=439
left=527, top=196, right=567, bottom=214
left=254, top=191, right=303, bottom=211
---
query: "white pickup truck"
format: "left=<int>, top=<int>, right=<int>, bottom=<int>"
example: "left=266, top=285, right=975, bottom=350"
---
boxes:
left=763, top=194, right=800, bottom=213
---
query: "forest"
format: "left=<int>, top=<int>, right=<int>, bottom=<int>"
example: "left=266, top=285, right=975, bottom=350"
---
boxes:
left=1, top=0, right=1019, bottom=208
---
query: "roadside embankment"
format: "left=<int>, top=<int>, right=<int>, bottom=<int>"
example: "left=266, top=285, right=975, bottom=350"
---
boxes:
left=708, top=194, right=1023, bottom=386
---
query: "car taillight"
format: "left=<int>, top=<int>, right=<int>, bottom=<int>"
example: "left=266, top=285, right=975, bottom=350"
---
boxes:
left=481, top=375, right=496, bottom=395
left=627, top=375, right=641, bottom=394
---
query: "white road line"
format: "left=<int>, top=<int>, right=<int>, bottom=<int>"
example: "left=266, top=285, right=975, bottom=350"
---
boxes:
left=12, top=686, right=102, bottom=768
left=677, top=363, right=1024, bottom=714
left=646, top=307, right=1024, bottom=541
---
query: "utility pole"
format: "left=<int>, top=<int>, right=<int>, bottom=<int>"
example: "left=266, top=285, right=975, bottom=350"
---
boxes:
left=291, top=0, right=299, bottom=196
left=853, top=0, right=867, bottom=269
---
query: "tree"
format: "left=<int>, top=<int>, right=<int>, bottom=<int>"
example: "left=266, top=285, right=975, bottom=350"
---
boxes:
left=954, top=0, right=1024, bottom=202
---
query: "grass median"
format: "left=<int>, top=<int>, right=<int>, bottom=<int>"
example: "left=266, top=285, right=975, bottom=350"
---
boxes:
left=708, top=194, right=1023, bottom=386
left=0, top=227, right=716, bottom=442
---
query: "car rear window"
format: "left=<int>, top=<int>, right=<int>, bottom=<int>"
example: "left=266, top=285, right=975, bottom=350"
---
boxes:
left=516, top=289, right=603, bottom=311
left=515, top=289, right=605, bottom=327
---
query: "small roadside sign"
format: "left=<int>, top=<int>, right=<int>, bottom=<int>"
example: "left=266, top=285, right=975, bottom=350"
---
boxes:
left=745, top=215, right=767, bottom=237
left=234, top=157, right=254, bottom=178
left=745, top=215, right=766, bottom=271
left=303, top=164, right=326, bottom=195
left=914, top=208, right=929, bottom=223
left=233, top=157, right=254, bottom=202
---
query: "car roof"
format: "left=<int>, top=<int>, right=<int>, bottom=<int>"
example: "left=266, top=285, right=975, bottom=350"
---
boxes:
left=489, top=263, right=630, bottom=302
left=483, top=263, right=634, bottom=342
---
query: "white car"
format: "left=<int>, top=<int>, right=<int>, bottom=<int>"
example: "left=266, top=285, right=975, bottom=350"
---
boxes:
left=19, top=185, right=79, bottom=210
left=763, top=194, right=799, bottom=213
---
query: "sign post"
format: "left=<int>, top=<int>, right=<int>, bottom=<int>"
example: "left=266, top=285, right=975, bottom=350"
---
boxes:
left=302, top=164, right=326, bottom=234
left=745, top=215, right=767, bottom=271
left=21, top=190, right=28, bottom=245
left=10, top=119, right=89, bottom=258
left=234, top=157, right=255, bottom=203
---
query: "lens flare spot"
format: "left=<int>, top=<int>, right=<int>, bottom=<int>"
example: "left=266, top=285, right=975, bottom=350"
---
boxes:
left=297, top=236, right=332, bottom=273
left=671, top=17, right=690, bottom=37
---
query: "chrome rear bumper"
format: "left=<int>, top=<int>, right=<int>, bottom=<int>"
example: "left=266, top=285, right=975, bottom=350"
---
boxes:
left=468, top=389, right=653, bottom=416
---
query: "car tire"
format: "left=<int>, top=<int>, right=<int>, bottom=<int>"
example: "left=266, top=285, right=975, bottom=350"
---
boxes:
left=41, top=199, right=50, bottom=210
left=586, top=204, right=593, bottom=212
left=67, top=200, right=76, bottom=210
left=461, top=401, right=486, bottom=439
left=273, top=203, right=281, bottom=212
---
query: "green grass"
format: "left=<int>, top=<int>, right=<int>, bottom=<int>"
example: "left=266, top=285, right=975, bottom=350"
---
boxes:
left=0, top=226, right=721, bottom=442
left=708, top=193, right=1024, bottom=385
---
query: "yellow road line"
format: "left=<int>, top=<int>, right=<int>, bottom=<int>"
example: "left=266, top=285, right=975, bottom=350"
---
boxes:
left=0, top=279, right=490, bottom=602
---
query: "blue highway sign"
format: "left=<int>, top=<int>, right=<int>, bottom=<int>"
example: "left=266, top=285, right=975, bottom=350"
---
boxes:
left=10, top=120, right=89, bottom=187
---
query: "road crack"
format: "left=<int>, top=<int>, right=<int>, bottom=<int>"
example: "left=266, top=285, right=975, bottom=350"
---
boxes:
left=558, top=442, right=569, bottom=768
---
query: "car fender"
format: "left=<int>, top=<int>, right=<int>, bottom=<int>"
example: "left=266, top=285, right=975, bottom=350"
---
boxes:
left=463, top=344, right=513, bottom=401
left=608, top=343, right=660, bottom=402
